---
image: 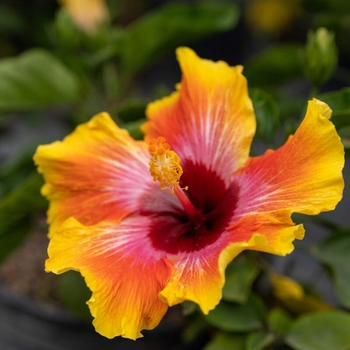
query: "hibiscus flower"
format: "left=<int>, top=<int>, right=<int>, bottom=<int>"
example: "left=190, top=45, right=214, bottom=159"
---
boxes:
left=34, top=47, right=344, bottom=340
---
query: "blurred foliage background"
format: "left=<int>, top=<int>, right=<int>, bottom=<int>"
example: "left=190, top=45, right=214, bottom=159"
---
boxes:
left=0, top=0, right=350, bottom=349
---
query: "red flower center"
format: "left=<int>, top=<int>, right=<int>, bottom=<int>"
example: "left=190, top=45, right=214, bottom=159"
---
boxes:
left=144, top=160, right=239, bottom=254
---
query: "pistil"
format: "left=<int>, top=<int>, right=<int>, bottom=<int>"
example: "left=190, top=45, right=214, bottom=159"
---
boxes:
left=148, top=136, right=205, bottom=226
left=174, top=186, right=206, bottom=227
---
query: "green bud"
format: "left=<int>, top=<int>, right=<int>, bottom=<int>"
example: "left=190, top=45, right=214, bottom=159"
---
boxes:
left=303, top=27, right=337, bottom=88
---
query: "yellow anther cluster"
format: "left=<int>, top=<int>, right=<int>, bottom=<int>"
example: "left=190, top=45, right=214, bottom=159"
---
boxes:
left=149, top=137, right=183, bottom=193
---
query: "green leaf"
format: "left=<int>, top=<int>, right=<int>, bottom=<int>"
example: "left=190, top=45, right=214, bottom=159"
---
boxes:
left=0, top=216, right=31, bottom=263
left=249, top=88, right=280, bottom=144
left=117, top=98, right=147, bottom=122
left=276, top=92, right=304, bottom=122
left=204, top=332, right=246, bottom=350
left=0, top=4, right=24, bottom=34
left=222, top=254, right=259, bottom=304
left=267, top=308, right=294, bottom=336
left=244, top=44, right=303, bottom=87
left=317, top=88, right=350, bottom=130
left=181, top=300, right=198, bottom=316
left=338, top=126, right=350, bottom=149
left=0, top=173, right=47, bottom=222
left=0, top=173, right=47, bottom=261
left=119, top=2, right=239, bottom=73
left=57, top=271, right=92, bottom=321
left=53, top=8, right=82, bottom=50
left=246, top=331, right=275, bottom=350
left=53, top=8, right=122, bottom=67
left=0, top=49, right=80, bottom=111
left=182, top=313, right=208, bottom=343
left=0, top=151, right=36, bottom=197
left=112, top=99, right=147, bottom=140
left=286, top=311, right=350, bottom=350
left=313, top=232, right=350, bottom=309
left=205, top=295, right=265, bottom=332
left=122, top=119, right=145, bottom=140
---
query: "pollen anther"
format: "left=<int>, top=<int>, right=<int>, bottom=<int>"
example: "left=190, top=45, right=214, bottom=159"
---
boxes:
left=149, top=137, right=183, bottom=193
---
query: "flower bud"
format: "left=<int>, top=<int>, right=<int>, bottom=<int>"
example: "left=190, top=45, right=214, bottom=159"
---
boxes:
left=303, top=27, right=337, bottom=88
left=59, top=0, right=109, bottom=34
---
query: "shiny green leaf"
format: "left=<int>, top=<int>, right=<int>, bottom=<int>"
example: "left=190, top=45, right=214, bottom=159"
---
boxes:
left=204, top=332, right=246, bottom=350
left=246, top=331, right=274, bottom=350
left=223, top=254, right=259, bottom=304
left=119, top=2, right=239, bottom=73
left=313, top=232, right=350, bottom=308
left=286, top=311, right=350, bottom=350
left=205, top=295, right=265, bottom=332
left=0, top=49, right=80, bottom=111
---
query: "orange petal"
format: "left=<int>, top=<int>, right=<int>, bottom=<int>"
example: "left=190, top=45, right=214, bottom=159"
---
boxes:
left=230, top=99, right=344, bottom=255
left=34, top=112, right=151, bottom=236
left=143, top=47, right=256, bottom=181
left=159, top=250, right=226, bottom=314
left=45, top=216, right=173, bottom=340
left=156, top=98, right=344, bottom=313
left=151, top=207, right=303, bottom=315
left=159, top=229, right=276, bottom=314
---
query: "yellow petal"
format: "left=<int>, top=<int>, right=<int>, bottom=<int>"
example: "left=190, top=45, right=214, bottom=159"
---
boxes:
left=34, top=112, right=151, bottom=236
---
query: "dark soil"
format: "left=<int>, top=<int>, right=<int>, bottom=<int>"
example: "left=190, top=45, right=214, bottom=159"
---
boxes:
left=0, top=217, right=62, bottom=309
